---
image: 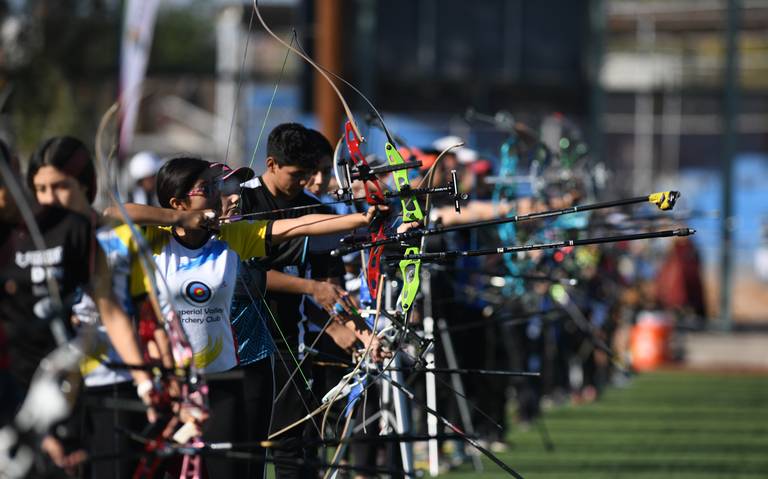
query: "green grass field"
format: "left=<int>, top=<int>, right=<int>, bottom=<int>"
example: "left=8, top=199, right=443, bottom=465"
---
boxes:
left=444, top=371, right=768, bottom=479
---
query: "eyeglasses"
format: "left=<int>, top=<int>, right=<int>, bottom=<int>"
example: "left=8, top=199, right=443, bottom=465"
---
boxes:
left=187, top=181, right=220, bottom=198
left=187, top=178, right=242, bottom=198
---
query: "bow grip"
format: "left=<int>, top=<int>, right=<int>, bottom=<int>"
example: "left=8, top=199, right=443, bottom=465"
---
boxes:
left=385, top=142, right=424, bottom=222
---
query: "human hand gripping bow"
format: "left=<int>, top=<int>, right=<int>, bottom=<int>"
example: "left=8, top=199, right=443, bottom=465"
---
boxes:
left=251, top=5, right=538, bottom=478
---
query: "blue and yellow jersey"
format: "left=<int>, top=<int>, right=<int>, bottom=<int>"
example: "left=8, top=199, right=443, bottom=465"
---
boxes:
left=100, top=220, right=271, bottom=374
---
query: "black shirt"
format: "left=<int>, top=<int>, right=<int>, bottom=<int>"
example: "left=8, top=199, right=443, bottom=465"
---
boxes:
left=0, top=207, right=92, bottom=389
left=241, top=177, right=345, bottom=352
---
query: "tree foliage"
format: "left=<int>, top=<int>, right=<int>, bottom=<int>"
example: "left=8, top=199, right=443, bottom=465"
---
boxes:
left=1, top=0, right=216, bottom=153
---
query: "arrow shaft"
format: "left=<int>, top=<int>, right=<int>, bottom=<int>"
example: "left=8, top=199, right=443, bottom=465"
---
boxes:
left=334, top=192, right=677, bottom=256
left=388, top=228, right=695, bottom=262
left=226, top=185, right=456, bottom=222
left=388, top=367, right=540, bottom=377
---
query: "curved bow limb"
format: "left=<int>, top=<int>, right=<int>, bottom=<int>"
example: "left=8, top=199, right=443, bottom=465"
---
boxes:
left=252, top=0, right=362, bottom=139
left=254, top=0, right=390, bottom=301
left=226, top=6, right=333, bottom=441
left=494, top=136, right=526, bottom=295
left=94, top=101, right=209, bottom=479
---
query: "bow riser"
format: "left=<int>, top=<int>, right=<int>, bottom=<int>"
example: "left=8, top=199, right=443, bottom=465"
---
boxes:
left=384, top=143, right=425, bottom=312
left=385, top=143, right=423, bottom=222
left=345, top=122, right=385, bottom=205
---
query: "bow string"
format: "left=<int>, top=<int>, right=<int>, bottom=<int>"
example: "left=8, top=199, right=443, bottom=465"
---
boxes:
left=95, top=102, right=209, bottom=479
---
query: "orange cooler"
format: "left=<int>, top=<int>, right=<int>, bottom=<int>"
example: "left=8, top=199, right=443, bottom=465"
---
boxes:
left=630, top=311, right=673, bottom=371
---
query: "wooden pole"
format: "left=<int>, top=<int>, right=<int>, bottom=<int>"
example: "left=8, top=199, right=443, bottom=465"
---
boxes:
left=314, top=0, right=343, bottom=141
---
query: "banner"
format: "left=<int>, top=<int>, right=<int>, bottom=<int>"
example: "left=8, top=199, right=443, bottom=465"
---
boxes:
left=119, top=0, right=161, bottom=156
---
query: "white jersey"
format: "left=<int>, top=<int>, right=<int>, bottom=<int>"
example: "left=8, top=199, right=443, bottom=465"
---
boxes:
left=95, top=221, right=270, bottom=375
left=142, top=222, right=270, bottom=374
left=74, top=291, right=133, bottom=387
left=76, top=226, right=137, bottom=387
left=152, top=235, right=240, bottom=373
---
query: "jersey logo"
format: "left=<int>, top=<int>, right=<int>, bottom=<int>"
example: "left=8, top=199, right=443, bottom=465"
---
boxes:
left=183, top=280, right=212, bottom=306
left=193, top=335, right=223, bottom=368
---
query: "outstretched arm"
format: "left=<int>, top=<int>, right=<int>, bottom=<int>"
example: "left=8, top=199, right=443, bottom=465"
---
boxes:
left=104, top=203, right=217, bottom=230
left=270, top=205, right=384, bottom=244
left=431, top=199, right=521, bottom=226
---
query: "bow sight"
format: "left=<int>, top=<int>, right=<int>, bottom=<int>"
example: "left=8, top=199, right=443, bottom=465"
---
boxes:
left=332, top=155, right=466, bottom=211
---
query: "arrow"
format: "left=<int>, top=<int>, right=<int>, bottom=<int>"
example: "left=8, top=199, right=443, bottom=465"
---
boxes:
left=385, top=228, right=696, bottom=262
left=333, top=191, right=681, bottom=256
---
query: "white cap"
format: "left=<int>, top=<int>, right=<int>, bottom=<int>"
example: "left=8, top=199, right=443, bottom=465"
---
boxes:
left=128, top=151, right=161, bottom=181
left=432, top=136, right=478, bottom=164
left=456, top=148, right=478, bottom=164
left=432, top=135, right=463, bottom=152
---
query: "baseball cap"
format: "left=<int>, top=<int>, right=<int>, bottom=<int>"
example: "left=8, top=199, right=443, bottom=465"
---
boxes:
left=208, top=163, right=255, bottom=183
left=432, top=136, right=479, bottom=164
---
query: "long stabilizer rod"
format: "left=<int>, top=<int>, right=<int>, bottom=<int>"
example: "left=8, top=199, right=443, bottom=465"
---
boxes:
left=332, top=191, right=680, bottom=256
left=385, top=228, right=695, bottom=263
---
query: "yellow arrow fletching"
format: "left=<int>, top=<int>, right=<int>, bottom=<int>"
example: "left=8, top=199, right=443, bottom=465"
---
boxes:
left=648, top=191, right=680, bottom=211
